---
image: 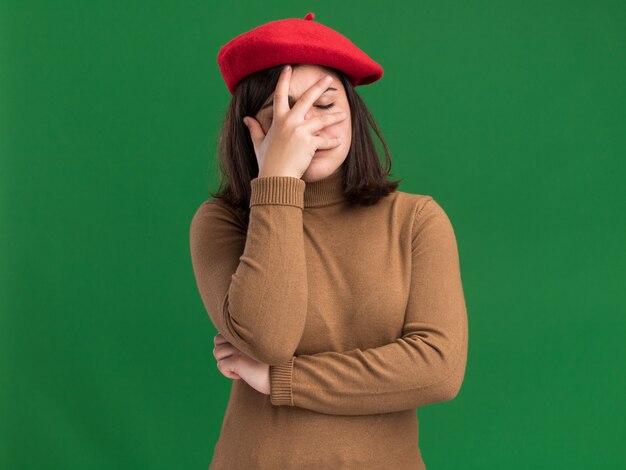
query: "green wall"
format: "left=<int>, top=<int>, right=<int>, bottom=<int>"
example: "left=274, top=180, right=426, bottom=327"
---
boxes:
left=1, top=1, right=624, bottom=468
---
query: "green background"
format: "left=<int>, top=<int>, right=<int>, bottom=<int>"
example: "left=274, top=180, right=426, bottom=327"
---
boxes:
left=1, top=1, right=625, bottom=468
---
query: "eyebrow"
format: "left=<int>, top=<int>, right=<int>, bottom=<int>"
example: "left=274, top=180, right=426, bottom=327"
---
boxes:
left=260, top=86, right=338, bottom=111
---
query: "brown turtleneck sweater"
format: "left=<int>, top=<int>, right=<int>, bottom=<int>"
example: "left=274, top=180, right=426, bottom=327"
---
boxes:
left=189, top=168, right=468, bottom=469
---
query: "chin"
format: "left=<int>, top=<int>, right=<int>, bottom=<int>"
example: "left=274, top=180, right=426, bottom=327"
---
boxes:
left=302, top=155, right=345, bottom=182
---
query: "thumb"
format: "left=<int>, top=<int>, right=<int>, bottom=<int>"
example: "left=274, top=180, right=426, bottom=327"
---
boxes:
left=243, top=116, right=264, bottom=147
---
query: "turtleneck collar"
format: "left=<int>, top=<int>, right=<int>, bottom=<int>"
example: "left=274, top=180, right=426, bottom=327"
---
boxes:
left=303, top=168, right=345, bottom=208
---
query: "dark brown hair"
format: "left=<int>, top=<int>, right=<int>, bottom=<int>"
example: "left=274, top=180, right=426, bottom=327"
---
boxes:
left=209, top=63, right=402, bottom=222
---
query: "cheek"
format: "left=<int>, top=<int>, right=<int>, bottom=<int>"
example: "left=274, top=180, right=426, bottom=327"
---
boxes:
left=341, top=117, right=352, bottom=142
left=327, top=112, right=351, bottom=134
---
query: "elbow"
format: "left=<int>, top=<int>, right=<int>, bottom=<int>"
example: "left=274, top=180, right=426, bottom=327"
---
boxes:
left=440, top=371, right=464, bottom=403
left=224, top=285, right=306, bottom=365
left=438, top=323, right=468, bottom=403
left=437, top=342, right=468, bottom=403
left=417, top=338, right=467, bottom=406
left=221, top=295, right=301, bottom=365
left=419, top=362, right=466, bottom=406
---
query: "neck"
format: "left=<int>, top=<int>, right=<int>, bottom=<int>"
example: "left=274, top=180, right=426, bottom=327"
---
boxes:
left=303, top=168, right=345, bottom=208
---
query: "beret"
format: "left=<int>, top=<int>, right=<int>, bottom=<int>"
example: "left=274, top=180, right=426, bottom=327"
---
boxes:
left=217, top=12, right=384, bottom=95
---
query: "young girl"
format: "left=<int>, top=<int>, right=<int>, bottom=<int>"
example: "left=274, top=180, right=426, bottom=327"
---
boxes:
left=189, top=12, right=468, bottom=470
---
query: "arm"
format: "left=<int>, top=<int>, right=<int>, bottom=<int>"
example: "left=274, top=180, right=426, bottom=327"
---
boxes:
left=189, top=176, right=308, bottom=365
left=268, top=197, right=468, bottom=415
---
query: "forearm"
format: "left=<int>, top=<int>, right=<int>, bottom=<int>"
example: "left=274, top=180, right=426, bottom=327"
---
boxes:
left=269, top=313, right=468, bottom=415
left=190, top=176, right=308, bottom=365
left=225, top=176, right=308, bottom=364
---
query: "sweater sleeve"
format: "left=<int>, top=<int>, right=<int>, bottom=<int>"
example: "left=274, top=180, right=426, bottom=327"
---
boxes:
left=268, top=197, right=468, bottom=415
left=189, top=176, right=308, bottom=365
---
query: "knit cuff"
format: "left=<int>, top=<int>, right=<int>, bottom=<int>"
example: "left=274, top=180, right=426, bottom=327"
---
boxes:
left=249, top=176, right=305, bottom=209
left=269, top=356, right=295, bottom=406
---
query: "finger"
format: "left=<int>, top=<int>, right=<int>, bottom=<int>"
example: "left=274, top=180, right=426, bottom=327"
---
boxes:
left=290, top=74, right=335, bottom=121
left=273, top=64, right=292, bottom=119
left=217, top=356, right=238, bottom=376
left=243, top=116, right=265, bottom=150
left=219, top=369, right=241, bottom=380
left=301, top=111, right=347, bottom=134
left=214, top=333, right=230, bottom=346
left=312, top=135, right=342, bottom=152
left=213, top=343, right=238, bottom=361
left=216, top=358, right=241, bottom=380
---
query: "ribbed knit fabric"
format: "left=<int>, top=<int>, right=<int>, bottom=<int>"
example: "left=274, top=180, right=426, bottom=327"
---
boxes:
left=189, top=167, right=468, bottom=470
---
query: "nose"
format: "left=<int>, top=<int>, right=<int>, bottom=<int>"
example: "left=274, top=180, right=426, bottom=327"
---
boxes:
left=305, top=107, right=325, bottom=136
left=304, top=107, right=322, bottom=121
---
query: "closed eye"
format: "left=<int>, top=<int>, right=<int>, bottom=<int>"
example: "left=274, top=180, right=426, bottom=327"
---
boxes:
left=265, top=103, right=336, bottom=123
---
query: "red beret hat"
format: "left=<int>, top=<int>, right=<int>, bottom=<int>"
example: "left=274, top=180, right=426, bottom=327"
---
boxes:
left=217, top=12, right=384, bottom=95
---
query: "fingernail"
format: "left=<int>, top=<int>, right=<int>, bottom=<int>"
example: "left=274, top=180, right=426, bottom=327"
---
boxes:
left=283, top=65, right=291, bottom=72
left=243, top=117, right=249, bottom=127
